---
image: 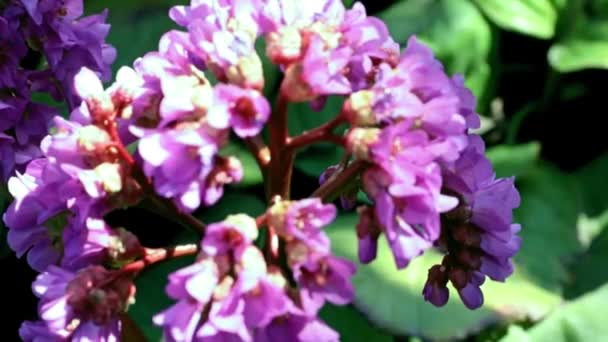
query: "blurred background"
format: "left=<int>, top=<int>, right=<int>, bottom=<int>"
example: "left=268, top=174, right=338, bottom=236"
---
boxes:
left=2, top=0, right=608, bottom=340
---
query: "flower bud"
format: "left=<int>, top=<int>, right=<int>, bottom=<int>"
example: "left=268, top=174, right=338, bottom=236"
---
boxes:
left=227, top=53, right=264, bottom=91
left=224, top=214, right=259, bottom=242
left=346, top=127, right=381, bottom=161
left=266, top=27, right=303, bottom=65
left=280, top=64, right=315, bottom=102
left=343, top=90, right=376, bottom=126
left=77, top=125, right=111, bottom=152
left=66, top=266, right=135, bottom=325
left=94, top=162, right=123, bottom=194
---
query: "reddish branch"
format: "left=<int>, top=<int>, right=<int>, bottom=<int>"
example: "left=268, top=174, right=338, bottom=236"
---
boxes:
left=312, top=160, right=368, bottom=201
left=286, top=114, right=346, bottom=152
left=121, top=244, right=199, bottom=274
left=268, top=94, right=292, bottom=199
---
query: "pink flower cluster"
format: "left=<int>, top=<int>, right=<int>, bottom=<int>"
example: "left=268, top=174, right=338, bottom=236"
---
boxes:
left=1, top=0, right=522, bottom=341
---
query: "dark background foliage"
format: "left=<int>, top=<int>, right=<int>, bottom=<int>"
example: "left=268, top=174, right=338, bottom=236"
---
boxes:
left=2, top=0, right=608, bottom=340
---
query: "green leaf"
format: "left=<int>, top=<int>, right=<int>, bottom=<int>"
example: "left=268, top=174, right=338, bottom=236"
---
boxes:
left=319, top=305, right=392, bottom=341
left=221, top=142, right=264, bottom=187
left=549, top=20, right=608, bottom=71
left=379, top=0, right=493, bottom=107
left=486, top=142, right=541, bottom=178
left=326, top=214, right=561, bottom=339
left=572, top=153, right=608, bottom=217
left=129, top=254, right=196, bottom=341
left=500, top=283, right=608, bottom=342
left=514, top=163, right=582, bottom=292
left=565, top=222, right=608, bottom=299
left=474, top=0, right=558, bottom=39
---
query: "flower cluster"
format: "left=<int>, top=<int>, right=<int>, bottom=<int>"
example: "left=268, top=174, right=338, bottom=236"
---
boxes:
left=0, top=0, right=115, bottom=180
left=2, top=0, right=522, bottom=340
left=338, top=35, right=521, bottom=309
left=155, top=200, right=354, bottom=341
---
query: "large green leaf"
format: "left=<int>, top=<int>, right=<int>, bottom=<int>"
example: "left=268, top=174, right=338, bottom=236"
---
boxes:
left=563, top=153, right=608, bottom=298
left=379, top=0, right=493, bottom=104
left=500, top=283, right=608, bottom=342
left=486, top=142, right=541, bottom=178
left=326, top=214, right=561, bottom=339
left=474, top=0, right=558, bottom=39
left=319, top=305, right=392, bottom=341
left=565, top=223, right=608, bottom=299
left=572, top=153, right=608, bottom=217
left=514, top=163, right=582, bottom=292
left=549, top=20, right=608, bottom=72
left=549, top=2, right=608, bottom=72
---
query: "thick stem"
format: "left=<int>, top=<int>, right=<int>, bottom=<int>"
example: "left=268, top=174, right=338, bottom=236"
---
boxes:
left=121, top=244, right=199, bottom=274
left=312, top=160, right=368, bottom=201
left=286, top=114, right=346, bottom=152
left=268, top=94, right=292, bottom=199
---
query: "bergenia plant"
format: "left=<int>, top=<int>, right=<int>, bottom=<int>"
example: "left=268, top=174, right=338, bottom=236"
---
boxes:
left=1, top=0, right=521, bottom=340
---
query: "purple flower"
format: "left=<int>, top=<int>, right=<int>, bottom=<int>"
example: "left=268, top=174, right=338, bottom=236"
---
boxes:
left=30, top=265, right=133, bottom=340
left=154, top=260, right=220, bottom=342
left=135, top=129, right=241, bottom=214
left=351, top=121, right=458, bottom=268
left=255, top=305, right=339, bottom=342
left=0, top=133, right=15, bottom=181
left=270, top=198, right=336, bottom=253
left=174, top=0, right=264, bottom=89
left=202, top=214, right=259, bottom=257
left=423, top=137, right=521, bottom=309
left=61, top=216, right=116, bottom=271
left=292, top=253, right=356, bottom=315
left=422, top=265, right=449, bottom=307
left=3, top=159, right=71, bottom=271
left=19, top=320, right=65, bottom=342
left=355, top=205, right=381, bottom=263
left=214, top=84, right=271, bottom=138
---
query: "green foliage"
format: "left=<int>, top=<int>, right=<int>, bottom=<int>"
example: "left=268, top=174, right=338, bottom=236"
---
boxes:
left=486, top=142, right=541, bottom=178
left=319, top=305, right=392, bottom=341
left=500, top=283, right=608, bottom=342
left=326, top=214, right=561, bottom=340
left=549, top=1, right=608, bottom=72
left=379, top=0, right=493, bottom=106
left=474, top=0, right=559, bottom=39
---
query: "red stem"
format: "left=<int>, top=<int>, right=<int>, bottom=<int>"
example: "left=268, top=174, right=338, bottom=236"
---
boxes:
left=121, top=244, right=199, bottom=274
left=268, top=94, right=291, bottom=199
left=311, top=160, right=368, bottom=201
left=286, top=114, right=346, bottom=152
